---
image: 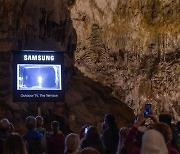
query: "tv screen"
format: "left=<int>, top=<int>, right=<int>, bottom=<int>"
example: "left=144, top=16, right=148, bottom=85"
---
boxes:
left=13, top=50, right=65, bottom=102
left=17, top=64, right=62, bottom=90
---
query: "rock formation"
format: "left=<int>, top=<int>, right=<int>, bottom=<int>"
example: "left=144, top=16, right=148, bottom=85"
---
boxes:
left=71, top=0, right=180, bottom=121
left=0, top=0, right=134, bottom=133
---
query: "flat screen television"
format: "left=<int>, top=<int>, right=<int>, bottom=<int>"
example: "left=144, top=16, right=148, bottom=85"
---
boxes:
left=13, top=50, right=65, bottom=102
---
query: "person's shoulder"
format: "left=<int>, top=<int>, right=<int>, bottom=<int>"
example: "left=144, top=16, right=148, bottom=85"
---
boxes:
left=29, top=130, right=43, bottom=139
left=167, top=143, right=179, bottom=154
left=36, top=127, right=45, bottom=132
left=32, top=129, right=42, bottom=134
left=56, top=133, right=65, bottom=139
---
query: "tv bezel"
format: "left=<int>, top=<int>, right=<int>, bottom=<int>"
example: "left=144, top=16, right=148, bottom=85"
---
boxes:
left=13, top=50, right=65, bottom=102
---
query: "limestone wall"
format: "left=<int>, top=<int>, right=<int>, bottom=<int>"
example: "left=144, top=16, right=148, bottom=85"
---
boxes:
left=71, top=0, right=180, bottom=120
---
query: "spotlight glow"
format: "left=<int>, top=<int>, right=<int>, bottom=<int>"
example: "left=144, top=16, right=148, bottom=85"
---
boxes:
left=38, top=76, right=42, bottom=87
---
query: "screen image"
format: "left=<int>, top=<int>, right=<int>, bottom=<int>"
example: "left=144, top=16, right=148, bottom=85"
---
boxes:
left=17, top=64, right=62, bottom=90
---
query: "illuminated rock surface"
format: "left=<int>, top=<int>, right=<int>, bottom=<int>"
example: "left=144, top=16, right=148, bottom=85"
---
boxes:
left=71, top=0, right=180, bottom=121
left=0, top=0, right=134, bottom=133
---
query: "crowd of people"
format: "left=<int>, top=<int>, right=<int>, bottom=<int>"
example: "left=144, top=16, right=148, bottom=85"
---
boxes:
left=0, top=111, right=179, bottom=154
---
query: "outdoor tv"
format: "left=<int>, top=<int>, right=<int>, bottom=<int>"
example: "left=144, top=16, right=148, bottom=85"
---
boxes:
left=13, top=50, right=65, bottom=102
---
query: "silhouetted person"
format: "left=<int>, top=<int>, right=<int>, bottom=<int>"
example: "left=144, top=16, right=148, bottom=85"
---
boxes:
left=102, top=113, right=119, bottom=154
left=65, top=133, right=80, bottom=154
left=35, top=116, right=47, bottom=138
left=23, top=116, right=45, bottom=154
left=3, top=133, right=28, bottom=154
left=159, top=113, right=178, bottom=150
left=0, top=118, right=10, bottom=139
left=154, top=122, right=179, bottom=154
left=81, top=126, right=105, bottom=154
left=0, top=118, right=11, bottom=154
left=47, top=121, right=65, bottom=154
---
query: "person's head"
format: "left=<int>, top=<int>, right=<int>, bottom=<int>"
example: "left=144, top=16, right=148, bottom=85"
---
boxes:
left=104, top=113, right=116, bottom=127
left=65, top=133, right=80, bottom=153
left=81, top=147, right=100, bottom=154
left=159, top=114, right=172, bottom=127
left=3, top=133, right=27, bottom=154
left=25, top=116, right=36, bottom=130
left=51, top=121, right=59, bottom=135
left=85, top=126, right=99, bottom=140
left=0, top=118, right=10, bottom=133
left=141, top=129, right=168, bottom=154
left=153, top=122, right=172, bottom=143
left=36, top=116, right=44, bottom=128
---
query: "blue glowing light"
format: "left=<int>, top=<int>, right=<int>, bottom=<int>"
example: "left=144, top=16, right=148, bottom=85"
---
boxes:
left=17, top=64, right=62, bottom=90
left=38, top=76, right=43, bottom=87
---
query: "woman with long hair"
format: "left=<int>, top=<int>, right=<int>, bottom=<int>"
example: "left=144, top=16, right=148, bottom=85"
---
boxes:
left=65, top=133, right=80, bottom=154
left=102, top=113, right=119, bottom=154
left=81, top=126, right=105, bottom=154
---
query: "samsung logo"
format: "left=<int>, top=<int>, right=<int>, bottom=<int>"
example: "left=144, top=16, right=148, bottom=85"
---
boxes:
left=24, top=55, right=55, bottom=61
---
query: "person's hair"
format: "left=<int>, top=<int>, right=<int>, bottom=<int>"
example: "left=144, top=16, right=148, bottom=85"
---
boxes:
left=141, top=129, right=168, bottom=154
left=83, top=125, right=104, bottom=153
left=36, top=116, right=43, bottom=128
left=116, top=127, right=129, bottom=153
left=65, top=133, right=80, bottom=153
left=85, top=126, right=100, bottom=141
left=3, top=133, right=27, bottom=154
left=153, top=122, right=172, bottom=143
left=103, top=113, right=119, bottom=148
left=159, top=114, right=172, bottom=127
left=0, top=118, right=10, bottom=132
left=51, top=121, right=59, bottom=135
left=25, top=116, right=36, bottom=130
left=81, top=147, right=100, bottom=154
left=104, top=113, right=116, bottom=126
